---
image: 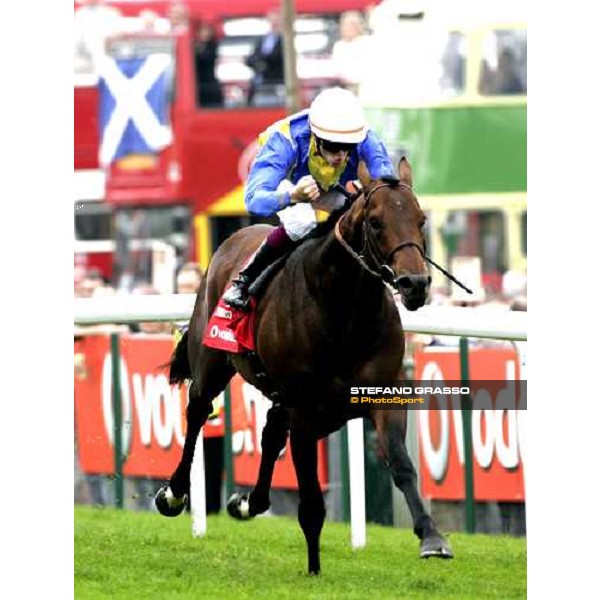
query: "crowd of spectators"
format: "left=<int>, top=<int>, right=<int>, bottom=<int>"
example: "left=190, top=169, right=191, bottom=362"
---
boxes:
left=401, top=267, right=527, bottom=355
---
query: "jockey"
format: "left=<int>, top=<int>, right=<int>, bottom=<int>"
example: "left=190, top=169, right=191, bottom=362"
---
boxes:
left=223, top=86, right=394, bottom=310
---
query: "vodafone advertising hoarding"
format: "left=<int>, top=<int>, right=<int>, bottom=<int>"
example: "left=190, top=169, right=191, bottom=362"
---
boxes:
left=75, top=335, right=522, bottom=499
left=414, top=347, right=526, bottom=502
left=74, top=334, right=327, bottom=489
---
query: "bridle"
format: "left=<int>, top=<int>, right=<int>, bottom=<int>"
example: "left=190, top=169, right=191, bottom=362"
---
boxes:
left=361, top=182, right=426, bottom=283
left=334, top=182, right=473, bottom=294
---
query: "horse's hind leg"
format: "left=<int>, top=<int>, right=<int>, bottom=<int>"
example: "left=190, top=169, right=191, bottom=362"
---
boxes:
left=372, top=409, right=453, bottom=559
left=155, top=349, right=234, bottom=517
left=227, top=402, right=289, bottom=519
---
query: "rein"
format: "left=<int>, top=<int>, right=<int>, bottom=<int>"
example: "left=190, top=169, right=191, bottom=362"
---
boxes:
left=334, top=217, right=382, bottom=280
left=333, top=183, right=473, bottom=294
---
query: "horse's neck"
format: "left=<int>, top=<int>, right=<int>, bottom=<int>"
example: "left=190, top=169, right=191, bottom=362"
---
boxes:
left=305, top=227, right=388, bottom=323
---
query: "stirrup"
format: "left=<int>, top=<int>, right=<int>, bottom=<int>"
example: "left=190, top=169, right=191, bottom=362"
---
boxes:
left=223, top=278, right=251, bottom=310
left=231, top=273, right=249, bottom=287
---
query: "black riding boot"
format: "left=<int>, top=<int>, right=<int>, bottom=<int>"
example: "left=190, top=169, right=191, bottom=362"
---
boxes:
left=223, top=239, right=290, bottom=310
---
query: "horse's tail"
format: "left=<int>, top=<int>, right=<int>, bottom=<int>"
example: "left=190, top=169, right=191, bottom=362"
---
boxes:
left=169, top=328, right=192, bottom=384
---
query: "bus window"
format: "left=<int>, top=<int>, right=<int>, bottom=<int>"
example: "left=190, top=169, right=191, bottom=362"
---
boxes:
left=439, top=32, right=466, bottom=95
left=479, top=211, right=506, bottom=275
left=360, top=28, right=466, bottom=104
left=75, top=202, right=113, bottom=241
left=114, top=205, right=191, bottom=261
left=479, top=29, right=527, bottom=95
left=207, top=13, right=343, bottom=110
left=444, top=210, right=506, bottom=291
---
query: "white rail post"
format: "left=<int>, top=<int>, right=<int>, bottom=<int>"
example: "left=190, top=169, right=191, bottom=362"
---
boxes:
left=190, top=428, right=207, bottom=537
left=347, top=418, right=366, bottom=548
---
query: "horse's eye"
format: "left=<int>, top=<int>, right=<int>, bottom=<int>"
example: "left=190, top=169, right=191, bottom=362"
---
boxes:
left=419, top=219, right=426, bottom=230
left=369, top=217, right=382, bottom=230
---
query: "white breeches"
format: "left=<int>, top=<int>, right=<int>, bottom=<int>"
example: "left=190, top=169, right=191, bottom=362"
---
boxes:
left=277, top=191, right=346, bottom=241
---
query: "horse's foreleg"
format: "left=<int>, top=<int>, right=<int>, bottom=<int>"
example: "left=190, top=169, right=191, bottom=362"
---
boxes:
left=290, top=424, right=325, bottom=575
left=227, top=402, right=289, bottom=519
left=373, top=410, right=453, bottom=559
left=250, top=403, right=289, bottom=513
left=156, top=352, right=234, bottom=517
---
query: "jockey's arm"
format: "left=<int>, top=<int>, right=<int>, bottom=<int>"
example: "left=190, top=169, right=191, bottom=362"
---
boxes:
left=245, top=132, right=298, bottom=217
left=358, top=129, right=395, bottom=179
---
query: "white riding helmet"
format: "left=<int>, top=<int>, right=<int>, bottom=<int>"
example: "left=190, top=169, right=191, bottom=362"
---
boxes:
left=308, top=87, right=367, bottom=144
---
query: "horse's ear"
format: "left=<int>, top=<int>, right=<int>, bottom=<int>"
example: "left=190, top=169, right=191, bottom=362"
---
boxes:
left=398, top=157, right=413, bottom=187
left=357, top=161, right=372, bottom=189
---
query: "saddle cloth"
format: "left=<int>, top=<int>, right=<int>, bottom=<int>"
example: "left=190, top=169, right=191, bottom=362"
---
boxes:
left=202, top=291, right=256, bottom=353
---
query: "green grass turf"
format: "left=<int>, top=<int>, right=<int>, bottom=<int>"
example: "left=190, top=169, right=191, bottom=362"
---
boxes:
left=75, top=506, right=526, bottom=599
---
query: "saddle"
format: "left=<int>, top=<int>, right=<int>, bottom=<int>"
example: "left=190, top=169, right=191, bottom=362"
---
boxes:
left=202, top=250, right=292, bottom=354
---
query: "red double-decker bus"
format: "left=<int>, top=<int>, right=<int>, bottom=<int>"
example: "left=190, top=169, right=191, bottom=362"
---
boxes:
left=74, top=0, right=375, bottom=285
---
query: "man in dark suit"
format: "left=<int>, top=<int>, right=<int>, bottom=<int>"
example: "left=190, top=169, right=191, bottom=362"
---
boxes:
left=246, top=10, right=285, bottom=106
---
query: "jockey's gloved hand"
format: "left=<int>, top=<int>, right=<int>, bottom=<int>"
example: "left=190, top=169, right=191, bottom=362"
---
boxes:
left=346, top=180, right=362, bottom=200
left=291, top=175, right=320, bottom=203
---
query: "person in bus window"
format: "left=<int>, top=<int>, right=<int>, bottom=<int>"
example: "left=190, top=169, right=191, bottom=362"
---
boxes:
left=168, top=1, right=189, bottom=35
left=480, top=40, right=525, bottom=96
left=331, top=11, right=371, bottom=94
left=245, top=10, right=285, bottom=106
left=223, top=86, right=395, bottom=310
left=194, top=21, right=223, bottom=107
left=493, top=48, right=524, bottom=95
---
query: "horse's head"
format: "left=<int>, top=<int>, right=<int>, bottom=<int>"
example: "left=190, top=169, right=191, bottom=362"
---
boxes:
left=341, top=158, right=430, bottom=310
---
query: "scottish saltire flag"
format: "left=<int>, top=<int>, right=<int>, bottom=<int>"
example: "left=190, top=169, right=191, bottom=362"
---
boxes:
left=98, top=54, right=172, bottom=166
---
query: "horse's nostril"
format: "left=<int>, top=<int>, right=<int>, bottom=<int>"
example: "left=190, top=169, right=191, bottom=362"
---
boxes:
left=396, top=276, right=413, bottom=289
left=415, top=275, right=431, bottom=290
left=395, top=275, right=430, bottom=291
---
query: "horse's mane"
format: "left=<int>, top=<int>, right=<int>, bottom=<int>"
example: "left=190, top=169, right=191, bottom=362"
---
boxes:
left=310, top=206, right=347, bottom=239
left=307, top=194, right=360, bottom=240
left=309, top=177, right=404, bottom=240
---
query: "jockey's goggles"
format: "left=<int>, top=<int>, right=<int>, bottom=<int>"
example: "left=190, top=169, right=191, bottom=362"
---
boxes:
left=317, top=137, right=356, bottom=154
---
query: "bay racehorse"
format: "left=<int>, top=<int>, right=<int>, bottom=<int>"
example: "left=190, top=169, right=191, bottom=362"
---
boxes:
left=156, top=158, right=453, bottom=573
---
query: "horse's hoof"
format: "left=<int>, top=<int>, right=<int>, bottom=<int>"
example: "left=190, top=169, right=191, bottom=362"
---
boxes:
left=420, top=533, right=454, bottom=559
left=155, top=486, right=188, bottom=517
left=226, top=492, right=253, bottom=520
